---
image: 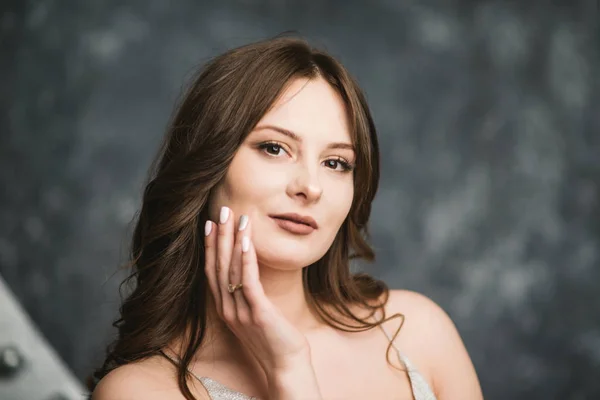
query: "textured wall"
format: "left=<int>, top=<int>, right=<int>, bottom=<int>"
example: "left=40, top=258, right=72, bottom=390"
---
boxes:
left=1, top=1, right=599, bottom=399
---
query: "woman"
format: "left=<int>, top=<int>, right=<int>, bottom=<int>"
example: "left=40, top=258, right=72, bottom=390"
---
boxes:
left=90, top=35, right=483, bottom=400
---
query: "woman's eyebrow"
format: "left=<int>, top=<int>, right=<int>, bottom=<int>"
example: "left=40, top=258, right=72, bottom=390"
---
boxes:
left=254, top=124, right=355, bottom=152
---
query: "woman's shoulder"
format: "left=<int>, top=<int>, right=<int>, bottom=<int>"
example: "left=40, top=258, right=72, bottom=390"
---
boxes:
left=382, top=289, right=466, bottom=361
left=383, top=289, right=483, bottom=399
left=383, top=289, right=451, bottom=327
left=91, top=356, right=210, bottom=400
left=379, top=290, right=455, bottom=366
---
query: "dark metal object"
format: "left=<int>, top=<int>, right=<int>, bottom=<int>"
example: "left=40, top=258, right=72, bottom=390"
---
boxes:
left=0, top=345, right=25, bottom=377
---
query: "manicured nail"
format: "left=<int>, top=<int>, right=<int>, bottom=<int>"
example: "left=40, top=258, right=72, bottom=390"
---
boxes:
left=242, top=236, right=250, bottom=253
left=219, top=206, right=229, bottom=224
left=204, top=221, right=212, bottom=236
left=238, top=215, right=249, bottom=231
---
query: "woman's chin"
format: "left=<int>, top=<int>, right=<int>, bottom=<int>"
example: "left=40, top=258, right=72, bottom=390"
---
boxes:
left=255, top=246, right=323, bottom=271
left=252, top=233, right=329, bottom=268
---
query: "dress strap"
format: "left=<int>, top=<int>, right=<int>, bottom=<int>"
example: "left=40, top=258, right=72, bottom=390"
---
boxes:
left=372, top=309, right=407, bottom=366
left=372, top=309, right=438, bottom=400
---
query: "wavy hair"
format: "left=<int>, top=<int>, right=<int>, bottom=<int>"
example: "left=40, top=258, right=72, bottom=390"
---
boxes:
left=89, top=34, right=404, bottom=400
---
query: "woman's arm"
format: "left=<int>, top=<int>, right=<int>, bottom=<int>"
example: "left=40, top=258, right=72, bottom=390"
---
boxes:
left=386, top=290, right=483, bottom=400
left=424, top=298, right=482, bottom=399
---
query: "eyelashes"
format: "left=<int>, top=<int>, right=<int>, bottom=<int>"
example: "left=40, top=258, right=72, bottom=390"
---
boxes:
left=257, top=141, right=355, bottom=173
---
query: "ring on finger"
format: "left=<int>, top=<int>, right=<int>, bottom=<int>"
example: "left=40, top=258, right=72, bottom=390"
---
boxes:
left=227, top=283, right=243, bottom=294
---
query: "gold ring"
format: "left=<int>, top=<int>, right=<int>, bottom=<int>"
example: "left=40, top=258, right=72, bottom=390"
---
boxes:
left=227, top=283, right=243, bottom=294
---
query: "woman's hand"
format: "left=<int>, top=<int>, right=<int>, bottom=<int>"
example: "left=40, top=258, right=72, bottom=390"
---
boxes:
left=204, top=206, right=322, bottom=399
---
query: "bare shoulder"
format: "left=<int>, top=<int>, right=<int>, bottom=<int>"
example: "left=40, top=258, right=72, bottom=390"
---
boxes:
left=384, top=289, right=452, bottom=331
left=92, top=356, right=209, bottom=400
left=381, top=289, right=457, bottom=361
left=383, top=289, right=483, bottom=400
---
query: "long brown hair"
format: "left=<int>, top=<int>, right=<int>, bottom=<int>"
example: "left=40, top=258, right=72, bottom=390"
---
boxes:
left=89, top=34, right=404, bottom=399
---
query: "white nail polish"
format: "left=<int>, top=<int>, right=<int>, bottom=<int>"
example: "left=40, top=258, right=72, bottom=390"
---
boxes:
left=204, top=221, right=212, bottom=236
left=219, top=206, right=229, bottom=224
left=239, top=215, right=249, bottom=231
left=242, top=236, right=250, bottom=253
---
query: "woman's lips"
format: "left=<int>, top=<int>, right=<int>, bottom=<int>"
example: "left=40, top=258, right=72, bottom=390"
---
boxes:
left=271, top=217, right=315, bottom=235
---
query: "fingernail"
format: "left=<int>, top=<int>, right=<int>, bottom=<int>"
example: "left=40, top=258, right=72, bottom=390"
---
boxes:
left=219, top=206, right=229, bottom=224
left=238, top=215, right=249, bottom=231
left=242, top=236, right=250, bottom=253
left=204, top=221, right=212, bottom=236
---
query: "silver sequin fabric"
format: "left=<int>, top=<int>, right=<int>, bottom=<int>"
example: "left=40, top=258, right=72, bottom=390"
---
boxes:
left=196, top=376, right=258, bottom=400
left=398, top=354, right=438, bottom=400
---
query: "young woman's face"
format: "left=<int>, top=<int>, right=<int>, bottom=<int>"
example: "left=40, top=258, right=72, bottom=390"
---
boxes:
left=209, top=77, right=355, bottom=270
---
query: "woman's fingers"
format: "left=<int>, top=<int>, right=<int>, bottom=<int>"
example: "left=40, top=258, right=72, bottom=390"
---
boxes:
left=209, top=207, right=267, bottom=327
left=229, top=215, right=247, bottom=288
left=217, top=206, right=235, bottom=321
left=203, top=220, right=221, bottom=311
left=231, top=215, right=251, bottom=323
left=240, top=222, right=267, bottom=313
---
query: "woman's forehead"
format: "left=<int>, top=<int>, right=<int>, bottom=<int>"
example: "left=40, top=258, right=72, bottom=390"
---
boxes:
left=257, top=77, right=353, bottom=145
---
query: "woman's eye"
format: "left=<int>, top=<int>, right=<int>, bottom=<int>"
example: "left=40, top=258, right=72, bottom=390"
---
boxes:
left=325, top=160, right=338, bottom=169
left=260, top=143, right=285, bottom=156
left=324, top=158, right=353, bottom=172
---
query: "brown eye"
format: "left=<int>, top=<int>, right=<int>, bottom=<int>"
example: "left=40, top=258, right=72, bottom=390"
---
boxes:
left=323, top=158, right=353, bottom=172
left=266, top=144, right=282, bottom=155
left=258, top=142, right=285, bottom=156
left=326, top=160, right=338, bottom=169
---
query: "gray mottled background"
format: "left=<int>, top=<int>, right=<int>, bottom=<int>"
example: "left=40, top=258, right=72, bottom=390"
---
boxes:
left=1, top=0, right=599, bottom=399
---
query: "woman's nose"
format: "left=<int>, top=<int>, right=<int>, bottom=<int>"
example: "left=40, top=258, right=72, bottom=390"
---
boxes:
left=286, top=167, right=322, bottom=203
